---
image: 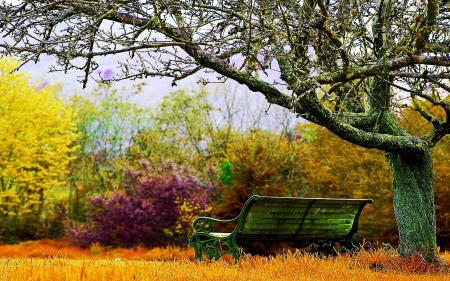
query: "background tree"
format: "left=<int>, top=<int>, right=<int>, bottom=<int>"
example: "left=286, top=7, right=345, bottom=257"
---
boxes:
left=2, top=0, right=450, bottom=261
left=68, top=84, right=151, bottom=221
left=127, top=87, right=295, bottom=172
left=0, top=57, right=77, bottom=242
left=135, top=89, right=216, bottom=170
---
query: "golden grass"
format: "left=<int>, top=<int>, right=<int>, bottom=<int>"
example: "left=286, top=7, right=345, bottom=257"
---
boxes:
left=0, top=239, right=194, bottom=260
left=1, top=241, right=450, bottom=281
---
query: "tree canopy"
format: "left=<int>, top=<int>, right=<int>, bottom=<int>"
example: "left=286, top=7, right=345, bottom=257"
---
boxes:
left=1, top=0, right=449, bottom=150
left=1, top=0, right=450, bottom=262
left=0, top=56, right=77, bottom=217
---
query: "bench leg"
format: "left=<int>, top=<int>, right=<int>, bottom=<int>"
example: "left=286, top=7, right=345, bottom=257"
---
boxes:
left=189, top=233, right=241, bottom=262
left=340, top=238, right=359, bottom=255
left=312, top=238, right=359, bottom=258
left=312, top=241, right=338, bottom=258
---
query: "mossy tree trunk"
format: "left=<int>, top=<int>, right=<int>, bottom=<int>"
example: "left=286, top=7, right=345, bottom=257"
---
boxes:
left=386, top=150, right=438, bottom=262
left=370, top=75, right=439, bottom=261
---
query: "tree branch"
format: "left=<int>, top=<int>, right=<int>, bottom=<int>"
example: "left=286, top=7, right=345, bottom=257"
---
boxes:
left=299, top=93, right=427, bottom=152
left=294, top=55, right=450, bottom=91
left=412, top=95, right=441, bottom=127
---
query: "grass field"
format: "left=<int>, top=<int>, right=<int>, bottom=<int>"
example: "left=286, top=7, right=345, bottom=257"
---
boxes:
left=0, top=240, right=450, bottom=281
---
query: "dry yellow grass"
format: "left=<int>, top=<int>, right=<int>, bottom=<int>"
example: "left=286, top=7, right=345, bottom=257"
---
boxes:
left=0, top=254, right=448, bottom=281
left=1, top=241, right=450, bottom=281
left=0, top=239, right=194, bottom=260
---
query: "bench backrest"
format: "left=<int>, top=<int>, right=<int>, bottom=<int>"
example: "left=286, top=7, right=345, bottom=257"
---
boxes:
left=234, top=195, right=372, bottom=242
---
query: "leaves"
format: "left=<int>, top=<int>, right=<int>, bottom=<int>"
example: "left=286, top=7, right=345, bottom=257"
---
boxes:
left=71, top=162, right=217, bottom=248
left=0, top=57, right=77, bottom=217
left=67, top=84, right=152, bottom=220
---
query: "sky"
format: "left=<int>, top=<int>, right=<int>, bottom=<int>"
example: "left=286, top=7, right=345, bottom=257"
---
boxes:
left=17, top=52, right=198, bottom=107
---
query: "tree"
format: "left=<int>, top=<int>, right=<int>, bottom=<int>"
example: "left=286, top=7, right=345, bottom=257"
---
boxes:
left=125, top=89, right=215, bottom=175
left=127, top=87, right=295, bottom=172
left=398, top=101, right=450, bottom=250
left=0, top=56, right=77, bottom=241
left=68, top=84, right=151, bottom=220
left=1, top=0, right=450, bottom=262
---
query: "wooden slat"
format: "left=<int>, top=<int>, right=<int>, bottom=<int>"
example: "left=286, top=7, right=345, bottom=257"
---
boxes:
left=248, top=206, right=362, bottom=213
left=244, top=217, right=354, bottom=225
left=252, top=202, right=363, bottom=208
left=257, top=196, right=371, bottom=205
left=262, top=229, right=347, bottom=235
left=248, top=209, right=357, bottom=217
left=308, top=207, right=360, bottom=213
left=304, top=214, right=356, bottom=219
left=243, top=224, right=353, bottom=232
left=237, top=233, right=347, bottom=242
left=249, top=205, right=309, bottom=212
left=246, top=211, right=358, bottom=218
left=238, top=227, right=350, bottom=237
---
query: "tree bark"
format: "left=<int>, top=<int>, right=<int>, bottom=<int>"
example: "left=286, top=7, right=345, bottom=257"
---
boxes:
left=386, top=149, right=438, bottom=262
left=364, top=66, right=439, bottom=262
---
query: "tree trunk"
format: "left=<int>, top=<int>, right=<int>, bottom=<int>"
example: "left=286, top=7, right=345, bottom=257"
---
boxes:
left=385, top=149, right=438, bottom=262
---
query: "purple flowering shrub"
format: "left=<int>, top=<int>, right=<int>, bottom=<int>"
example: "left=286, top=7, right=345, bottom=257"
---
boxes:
left=71, top=162, right=217, bottom=248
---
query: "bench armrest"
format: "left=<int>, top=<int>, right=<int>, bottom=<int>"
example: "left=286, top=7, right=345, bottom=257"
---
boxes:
left=192, top=216, right=239, bottom=234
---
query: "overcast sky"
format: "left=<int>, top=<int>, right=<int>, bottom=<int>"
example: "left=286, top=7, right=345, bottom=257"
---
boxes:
left=18, top=52, right=201, bottom=107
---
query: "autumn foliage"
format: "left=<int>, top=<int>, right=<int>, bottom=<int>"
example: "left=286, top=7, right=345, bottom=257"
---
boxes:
left=1, top=61, right=450, bottom=253
left=70, top=162, right=217, bottom=248
left=0, top=57, right=77, bottom=243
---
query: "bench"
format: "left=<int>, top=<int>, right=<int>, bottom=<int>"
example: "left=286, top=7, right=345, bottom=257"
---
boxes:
left=189, top=195, right=372, bottom=261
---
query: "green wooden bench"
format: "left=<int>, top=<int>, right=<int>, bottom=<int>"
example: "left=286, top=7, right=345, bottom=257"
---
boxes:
left=189, top=195, right=372, bottom=261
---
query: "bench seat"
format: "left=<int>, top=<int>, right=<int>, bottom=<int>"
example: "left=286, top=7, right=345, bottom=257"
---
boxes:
left=189, top=195, right=372, bottom=261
